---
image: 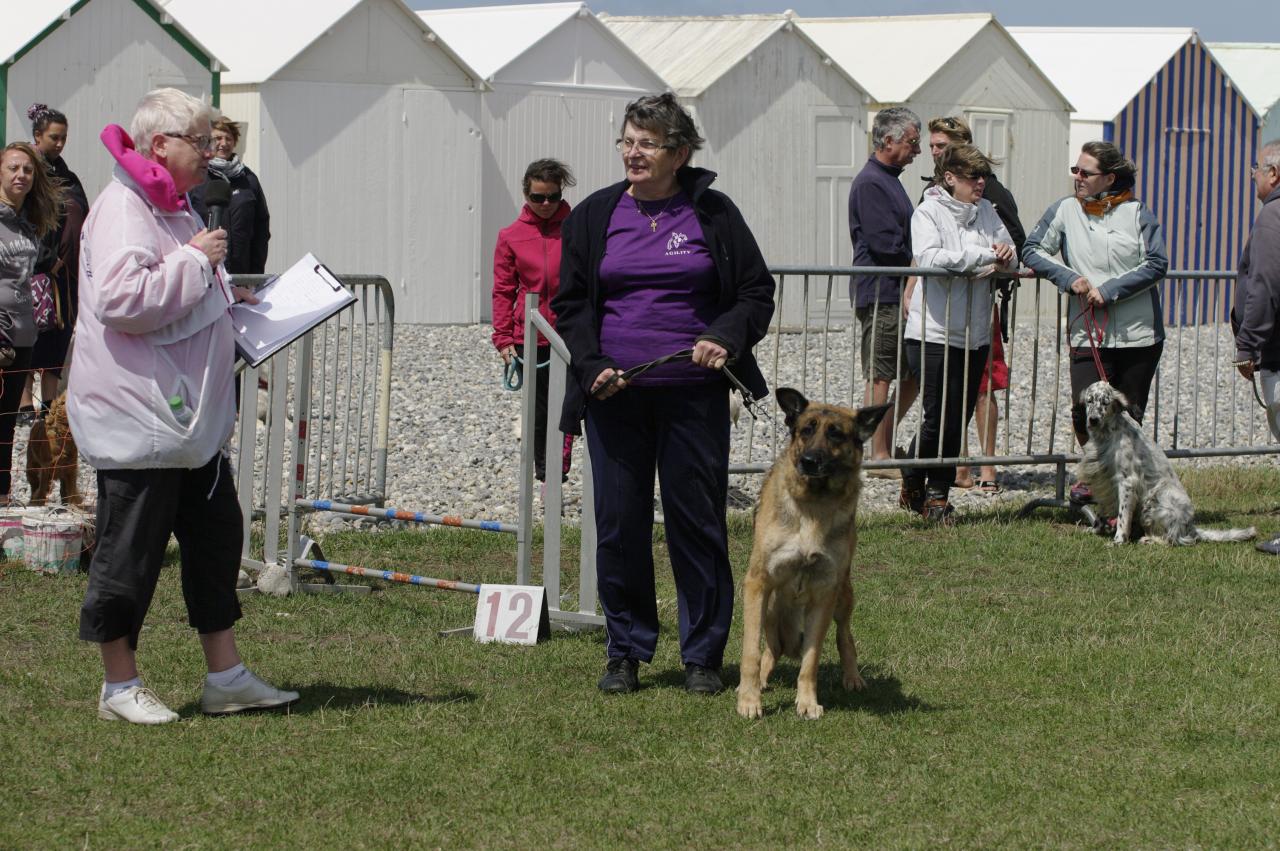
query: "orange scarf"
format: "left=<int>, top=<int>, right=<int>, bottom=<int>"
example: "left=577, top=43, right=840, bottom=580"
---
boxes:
left=1081, top=190, right=1134, bottom=217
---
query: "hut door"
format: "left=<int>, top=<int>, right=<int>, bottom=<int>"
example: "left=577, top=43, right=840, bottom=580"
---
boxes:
left=814, top=110, right=861, bottom=317
left=967, top=111, right=1012, bottom=181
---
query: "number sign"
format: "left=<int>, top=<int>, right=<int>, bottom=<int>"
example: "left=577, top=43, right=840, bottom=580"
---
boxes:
left=472, top=584, right=550, bottom=645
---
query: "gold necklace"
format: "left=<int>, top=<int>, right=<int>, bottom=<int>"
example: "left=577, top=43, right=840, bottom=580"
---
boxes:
left=634, top=194, right=676, bottom=232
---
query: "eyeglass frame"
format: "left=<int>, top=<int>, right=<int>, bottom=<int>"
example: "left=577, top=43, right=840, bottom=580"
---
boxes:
left=615, top=137, right=677, bottom=154
left=1070, top=165, right=1106, bottom=178
left=163, top=132, right=214, bottom=153
left=527, top=191, right=563, bottom=204
left=1253, top=162, right=1278, bottom=175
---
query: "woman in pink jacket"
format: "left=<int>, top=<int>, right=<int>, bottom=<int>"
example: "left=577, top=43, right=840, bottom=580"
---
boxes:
left=492, top=158, right=575, bottom=482
left=69, top=88, right=297, bottom=725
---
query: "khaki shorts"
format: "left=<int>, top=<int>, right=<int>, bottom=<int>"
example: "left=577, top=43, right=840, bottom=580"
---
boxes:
left=857, top=303, right=904, bottom=382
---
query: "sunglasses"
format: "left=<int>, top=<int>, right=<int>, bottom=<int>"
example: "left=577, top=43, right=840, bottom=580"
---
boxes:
left=957, top=171, right=991, bottom=181
left=1070, top=166, right=1105, bottom=178
left=528, top=192, right=562, bottom=204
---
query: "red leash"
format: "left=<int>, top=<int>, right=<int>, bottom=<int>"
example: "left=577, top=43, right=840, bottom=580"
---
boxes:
left=1072, top=293, right=1109, bottom=382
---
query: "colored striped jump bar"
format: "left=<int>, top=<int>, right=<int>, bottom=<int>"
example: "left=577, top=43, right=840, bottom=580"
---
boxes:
left=297, top=558, right=481, bottom=594
left=297, top=499, right=516, bottom=533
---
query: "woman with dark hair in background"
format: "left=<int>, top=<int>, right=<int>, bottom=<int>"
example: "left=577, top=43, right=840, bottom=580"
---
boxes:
left=189, top=116, right=270, bottom=275
left=492, top=158, right=576, bottom=483
left=22, top=104, right=87, bottom=423
left=1023, top=141, right=1168, bottom=505
left=0, top=142, right=63, bottom=503
left=554, top=93, right=774, bottom=696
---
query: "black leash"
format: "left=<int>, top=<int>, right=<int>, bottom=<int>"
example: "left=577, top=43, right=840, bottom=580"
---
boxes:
left=593, top=348, right=762, bottom=419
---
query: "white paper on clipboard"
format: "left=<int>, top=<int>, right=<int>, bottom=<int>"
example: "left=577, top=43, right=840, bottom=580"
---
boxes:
left=229, top=252, right=356, bottom=368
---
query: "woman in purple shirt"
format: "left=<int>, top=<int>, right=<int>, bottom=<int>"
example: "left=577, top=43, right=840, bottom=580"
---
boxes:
left=553, top=94, right=775, bottom=697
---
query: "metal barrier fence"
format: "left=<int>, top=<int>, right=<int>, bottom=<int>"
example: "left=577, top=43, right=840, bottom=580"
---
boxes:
left=235, top=274, right=394, bottom=577
left=733, top=267, right=1279, bottom=483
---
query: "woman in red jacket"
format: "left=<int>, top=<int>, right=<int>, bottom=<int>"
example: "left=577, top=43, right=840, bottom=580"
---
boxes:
left=492, top=158, right=576, bottom=482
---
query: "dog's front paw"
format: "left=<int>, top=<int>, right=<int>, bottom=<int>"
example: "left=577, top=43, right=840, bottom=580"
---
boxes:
left=795, top=698, right=825, bottom=720
left=1106, top=536, right=1126, bottom=547
left=736, top=692, right=763, bottom=719
left=843, top=670, right=865, bottom=691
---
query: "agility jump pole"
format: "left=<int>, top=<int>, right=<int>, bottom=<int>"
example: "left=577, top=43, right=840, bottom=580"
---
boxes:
left=295, top=498, right=517, bottom=534
left=296, top=558, right=481, bottom=593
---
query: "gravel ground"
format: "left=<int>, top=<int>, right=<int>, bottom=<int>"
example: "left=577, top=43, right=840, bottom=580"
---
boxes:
left=363, top=320, right=1278, bottom=526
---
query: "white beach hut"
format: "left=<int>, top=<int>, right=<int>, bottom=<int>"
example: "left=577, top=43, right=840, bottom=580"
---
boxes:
left=600, top=14, right=872, bottom=271
left=1207, top=43, right=1280, bottom=144
left=799, top=14, right=1073, bottom=239
left=419, top=3, right=668, bottom=321
left=164, top=0, right=484, bottom=323
left=2, top=0, right=224, bottom=200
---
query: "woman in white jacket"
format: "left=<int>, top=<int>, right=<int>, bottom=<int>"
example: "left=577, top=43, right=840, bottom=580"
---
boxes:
left=900, top=144, right=1016, bottom=522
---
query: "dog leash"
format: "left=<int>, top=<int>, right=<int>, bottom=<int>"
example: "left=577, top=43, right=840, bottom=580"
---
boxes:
left=501, top=351, right=550, bottom=392
left=1073, top=293, right=1109, bottom=382
left=593, top=348, right=762, bottom=419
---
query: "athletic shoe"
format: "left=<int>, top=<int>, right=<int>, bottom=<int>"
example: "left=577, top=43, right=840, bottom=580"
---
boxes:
left=200, top=670, right=300, bottom=715
left=98, top=685, right=179, bottom=725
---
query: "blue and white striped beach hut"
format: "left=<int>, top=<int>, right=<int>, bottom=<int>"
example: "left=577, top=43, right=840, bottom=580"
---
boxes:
left=1011, top=27, right=1262, bottom=323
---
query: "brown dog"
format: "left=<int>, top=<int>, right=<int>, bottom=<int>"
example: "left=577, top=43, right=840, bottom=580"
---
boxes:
left=27, top=391, right=80, bottom=507
left=737, top=388, right=889, bottom=720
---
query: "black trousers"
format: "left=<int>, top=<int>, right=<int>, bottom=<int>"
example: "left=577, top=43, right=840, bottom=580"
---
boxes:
left=584, top=382, right=733, bottom=669
left=903, top=341, right=988, bottom=494
left=1069, top=342, right=1164, bottom=444
left=0, top=347, right=34, bottom=496
left=79, top=454, right=244, bottom=649
left=516, top=344, right=551, bottom=481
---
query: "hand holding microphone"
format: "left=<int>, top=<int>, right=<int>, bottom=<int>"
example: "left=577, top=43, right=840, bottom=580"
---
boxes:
left=190, top=179, right=231, bottom=267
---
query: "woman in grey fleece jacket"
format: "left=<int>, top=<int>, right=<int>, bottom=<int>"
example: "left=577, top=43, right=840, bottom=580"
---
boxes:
left=1022, top=142, right=1168, bottom=485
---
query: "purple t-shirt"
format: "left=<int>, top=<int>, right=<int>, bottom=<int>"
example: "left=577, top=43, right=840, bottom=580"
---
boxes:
left=598, top=192, right=720, bottom=385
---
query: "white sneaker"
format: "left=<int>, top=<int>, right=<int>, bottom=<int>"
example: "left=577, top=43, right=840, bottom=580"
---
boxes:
left=201, top=670, right=300, bottom=715
left=98, top=685, right=179, bottom=725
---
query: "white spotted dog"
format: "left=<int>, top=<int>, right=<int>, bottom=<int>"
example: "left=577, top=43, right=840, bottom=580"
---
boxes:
left=1078, top=381, right=1256, bottom=546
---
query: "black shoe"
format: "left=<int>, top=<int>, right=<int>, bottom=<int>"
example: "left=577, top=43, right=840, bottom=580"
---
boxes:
left=1257, top=534, right=1280, bottom=556
left=920, top=496, right=955, bottom=526
left=684, top=663, right=723, bottom=695
left=597, top=657, right=639, bottom=694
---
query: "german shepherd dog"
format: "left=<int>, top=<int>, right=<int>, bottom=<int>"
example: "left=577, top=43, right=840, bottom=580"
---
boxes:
left=737, top=388, right=890, bottom=719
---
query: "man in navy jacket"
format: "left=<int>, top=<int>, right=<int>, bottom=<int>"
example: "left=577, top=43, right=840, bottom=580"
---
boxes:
left=848, top=107, right=921, bottom=469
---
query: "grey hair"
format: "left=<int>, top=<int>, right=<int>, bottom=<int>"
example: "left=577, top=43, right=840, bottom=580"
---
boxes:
left=872, top=107, right=921, bottom=151
left=1261, top=140, right=1280, bottom=169
left=621, top=93, right=704, bottom=156
left=130, top=88, right=217, bottom=157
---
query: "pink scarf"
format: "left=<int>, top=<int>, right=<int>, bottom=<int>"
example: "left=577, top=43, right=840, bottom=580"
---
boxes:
left=99, top=124, right=187, bottom=212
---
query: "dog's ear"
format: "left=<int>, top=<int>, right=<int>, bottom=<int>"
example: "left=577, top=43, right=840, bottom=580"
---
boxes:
left=854, top=403, right=892, bottom=442
left=1111, top=389, right=1132, bottom=415
left=775, top=387, right=809, bottom=431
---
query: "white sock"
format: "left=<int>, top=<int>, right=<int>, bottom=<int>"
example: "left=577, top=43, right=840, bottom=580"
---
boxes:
left=206, top=663, right=248, bottom=688
left=104, top=677, right=141, bottom=699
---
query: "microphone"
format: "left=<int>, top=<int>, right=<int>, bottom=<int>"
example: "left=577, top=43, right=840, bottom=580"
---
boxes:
left=204, top=179, right=231, bottom=233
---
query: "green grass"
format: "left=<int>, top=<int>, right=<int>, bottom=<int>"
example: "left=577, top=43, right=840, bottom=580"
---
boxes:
left=3, top=467, right=1280, bottom=848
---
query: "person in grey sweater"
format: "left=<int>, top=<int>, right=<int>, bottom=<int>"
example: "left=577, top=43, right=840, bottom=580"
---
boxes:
left=1232, top=140, right=1280, bottom=554
left=0, top=142, right=63, bottom=502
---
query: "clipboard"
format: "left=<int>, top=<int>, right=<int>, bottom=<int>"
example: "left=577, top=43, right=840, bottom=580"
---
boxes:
left=229, top=252, right=357, bottom=368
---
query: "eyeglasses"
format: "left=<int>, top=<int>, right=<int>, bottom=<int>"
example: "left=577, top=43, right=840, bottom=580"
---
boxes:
left=902, top=136, right=921, bottom=147
left=164, top=132, right=214, bottom=152
left=1253, top=162, right=1277, bottom=175
left=1070, top=166, right=1105, bottom=178
left=957, top=171, right=991, bottom=181
left=615, top=137, right=672, bottom=154
left=528, top=191, right=562, bottom=204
